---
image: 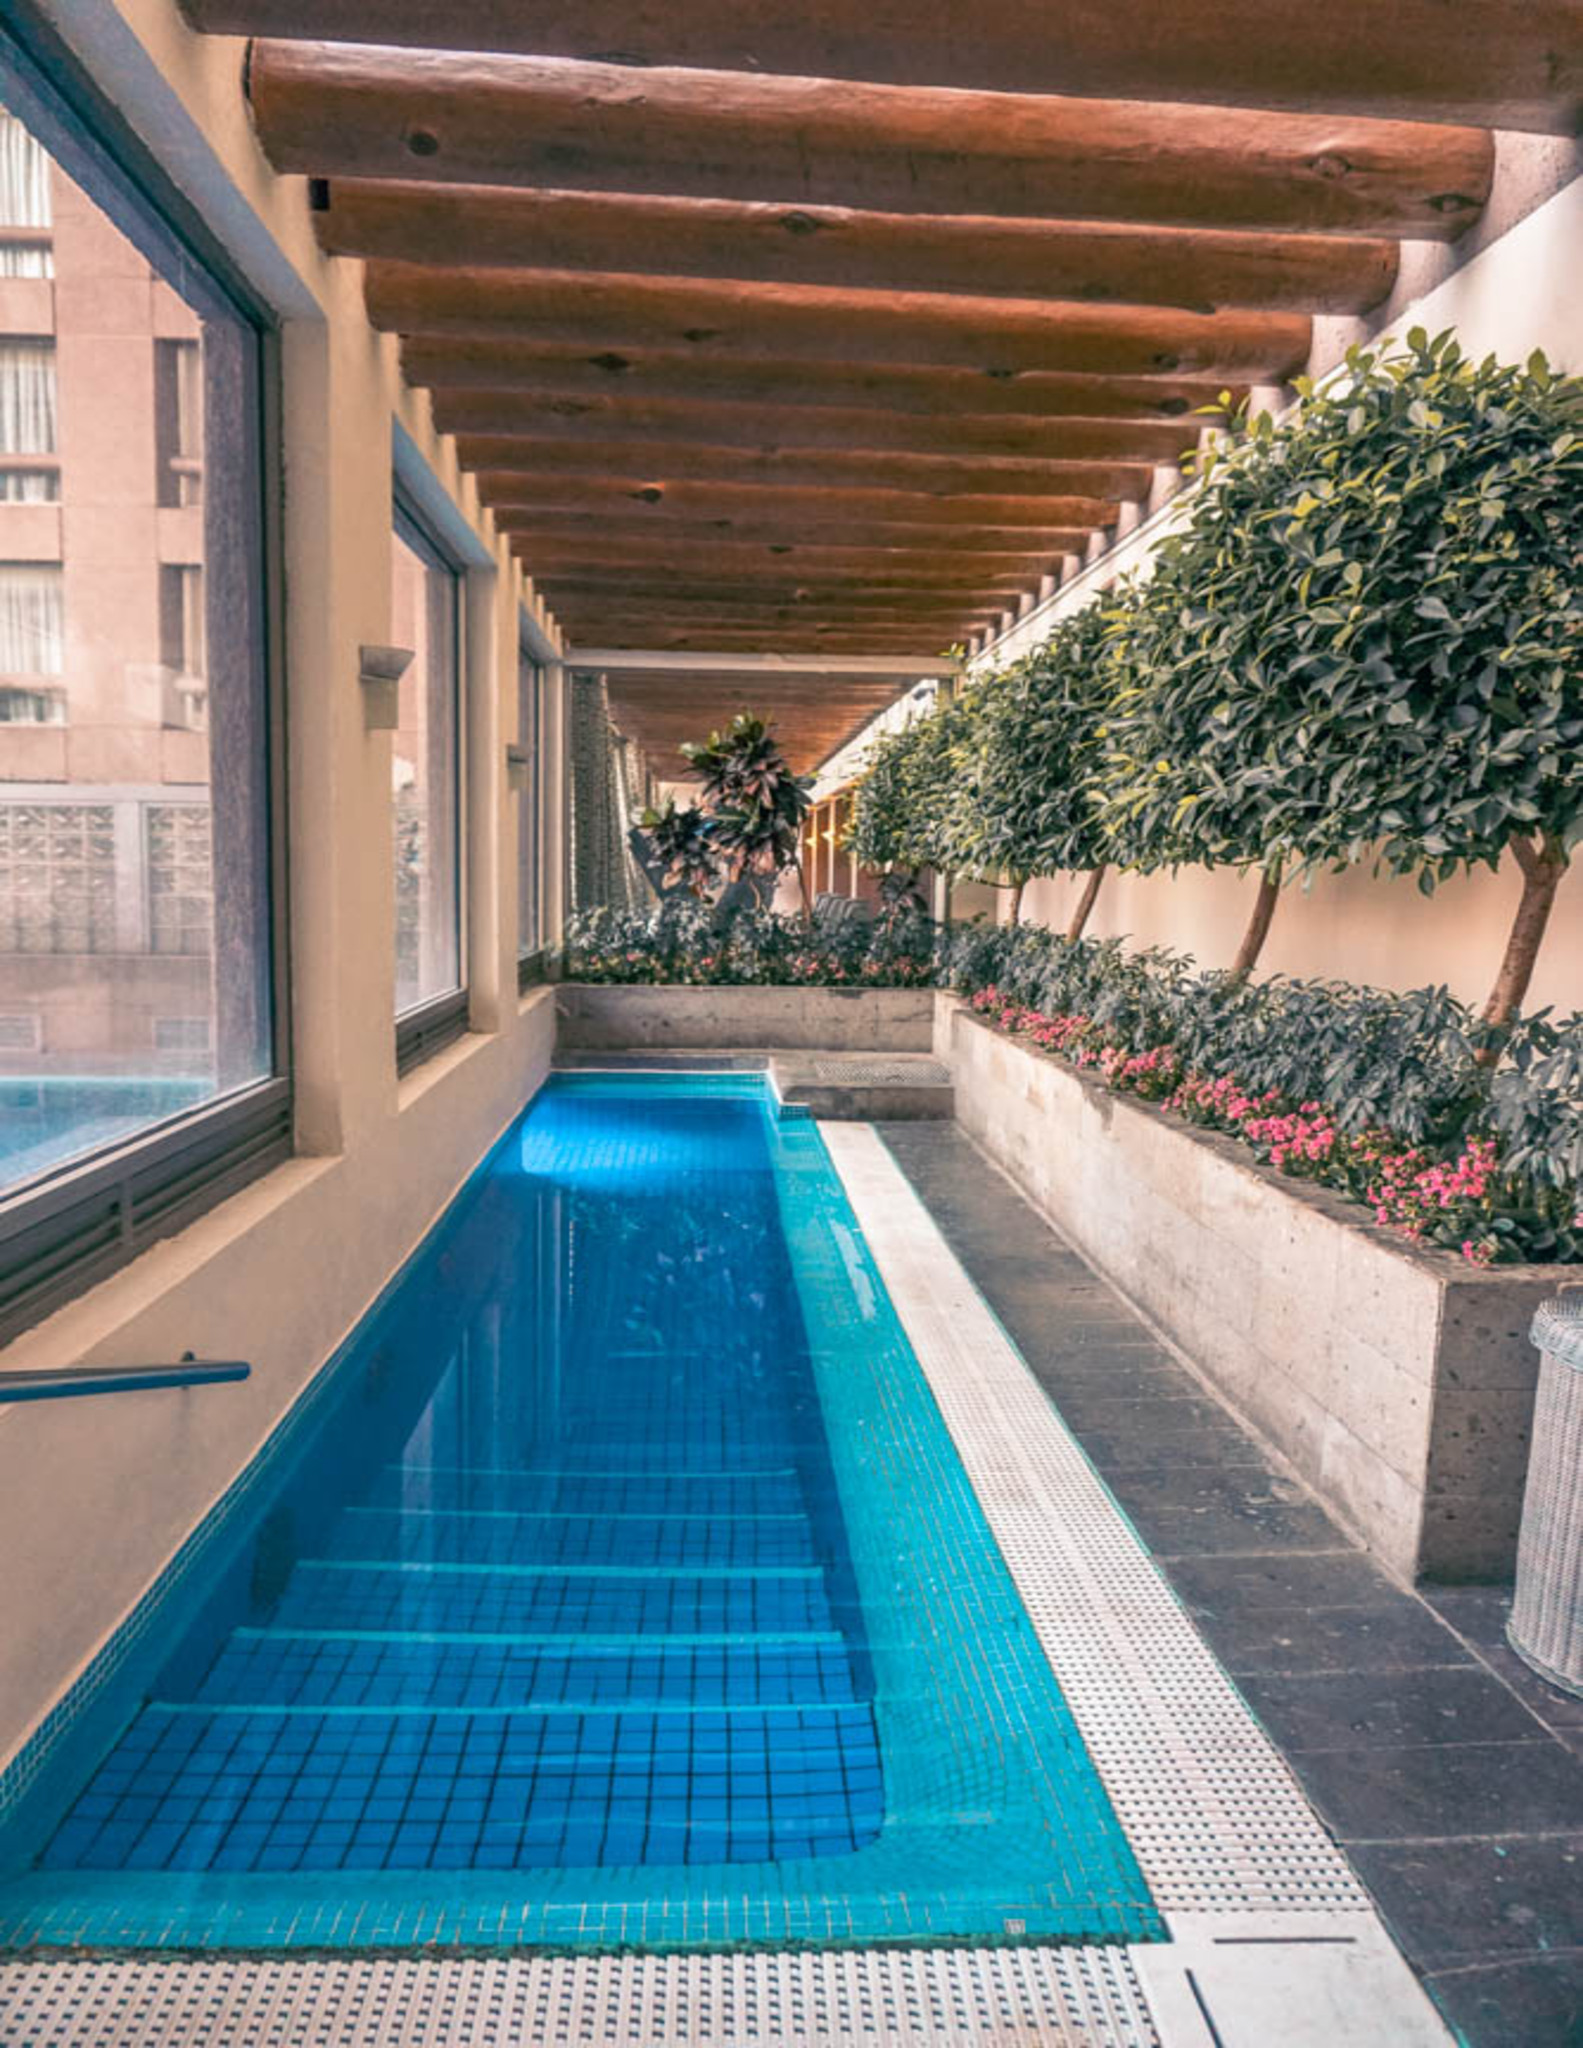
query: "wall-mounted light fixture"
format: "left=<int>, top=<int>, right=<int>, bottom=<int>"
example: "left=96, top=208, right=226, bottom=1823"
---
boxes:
left=505, top=744, right=532, bottom=790
left=359, top=644, right=413, bottom=731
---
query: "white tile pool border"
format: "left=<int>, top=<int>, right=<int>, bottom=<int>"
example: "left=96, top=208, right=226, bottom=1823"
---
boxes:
left=0, top=1113, right=1452, bottom=2048
left=818, top=1121, right=1452, bottom=2048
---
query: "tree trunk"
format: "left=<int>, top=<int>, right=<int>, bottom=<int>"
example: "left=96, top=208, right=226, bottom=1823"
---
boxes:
left=795, top=852, right=813, bottom=924
left=1480, top=832, right=1567, bottom=1031
left=1230, top=861, right=1282, bottom=979
left=1007, top=877, right=1025, bottom=925
left=1066, top=864, right=1107, bottom=943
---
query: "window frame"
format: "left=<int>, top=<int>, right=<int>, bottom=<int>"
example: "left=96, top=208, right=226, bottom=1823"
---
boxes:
left=0, top=21, right=291, bottom=1347
left=515, top=637, right=548, bottom=990
left=391, top=494, right=468, bottom=1074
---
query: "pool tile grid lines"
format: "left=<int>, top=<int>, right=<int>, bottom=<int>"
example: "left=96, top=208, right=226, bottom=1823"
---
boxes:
left=0, top=1075, right=1157, bottom=1957
left=817, top=1120, right=1455, bottom=2048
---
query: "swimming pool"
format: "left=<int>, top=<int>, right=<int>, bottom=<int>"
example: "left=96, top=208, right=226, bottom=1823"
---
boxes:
left=0, top=1074, right=1159, bottom=1950
left=0, top=1076, right=208, bottom=1187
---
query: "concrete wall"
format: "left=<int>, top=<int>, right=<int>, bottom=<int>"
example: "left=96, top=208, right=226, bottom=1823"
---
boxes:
left=0, top=0, right=571, bottom=1776
left=558, top=983, right=936, bottom=1051
left=944, top=998, right=1569, bottom=1584
left=970, top=166, right=1583, bottom=1016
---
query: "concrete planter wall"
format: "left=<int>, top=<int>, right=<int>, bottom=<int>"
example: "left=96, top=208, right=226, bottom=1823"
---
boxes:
left=557, top=983, right=935, bottom=1052
left=942, top=995, right=1568, bottom=1584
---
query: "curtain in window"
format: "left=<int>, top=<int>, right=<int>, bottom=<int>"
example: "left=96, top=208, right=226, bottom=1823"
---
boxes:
left=0, top=342, right=57, bottom=453
left=0, top=565, right=64, bottom=674
left=0, top=111, right=52, bottom=275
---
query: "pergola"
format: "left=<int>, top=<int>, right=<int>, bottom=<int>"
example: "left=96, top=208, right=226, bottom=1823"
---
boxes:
left=185, top=0, right=1578, bottom=772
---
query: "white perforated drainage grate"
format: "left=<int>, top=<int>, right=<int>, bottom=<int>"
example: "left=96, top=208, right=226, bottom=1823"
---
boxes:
left=819, top=1124, right=1367, bottom=1922
left=0, top=1946, right=1160, bottom=2047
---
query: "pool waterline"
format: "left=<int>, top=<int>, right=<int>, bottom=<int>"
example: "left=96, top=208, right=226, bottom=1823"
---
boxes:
left=0, top=1072, right=1160, bottom=1951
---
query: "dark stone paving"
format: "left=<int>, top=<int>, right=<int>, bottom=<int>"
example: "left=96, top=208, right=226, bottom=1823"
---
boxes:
left=879, top=1121, right=1583, bottom=2048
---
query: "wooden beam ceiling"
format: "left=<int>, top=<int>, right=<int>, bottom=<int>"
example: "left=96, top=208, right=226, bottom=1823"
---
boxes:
left=365, top=267, right=1312, bottom=382
left=251, top=49, right=1492, bottom=238
left=173, top=2, right=1546, bottom=762
left=402, top=342, right=1238, bottom=422
left=321, top=184, right=1397, bottom=315
left=463, top=444, right=1155, bottom=503
left=603, top=670, right=913, bottom=775
left=505, top=536, right=1069, bottom=580
left=428, top=391, right=1201, bottom=467
left=499, top=514, right=1101, bottom=554
left=201, top=4, right=1583, bottom=132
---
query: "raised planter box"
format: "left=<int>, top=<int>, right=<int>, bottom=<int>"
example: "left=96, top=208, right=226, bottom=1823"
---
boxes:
left=557, top=983, right=936, bottom=1052
left=941, top=994, right=1569, bottom=1584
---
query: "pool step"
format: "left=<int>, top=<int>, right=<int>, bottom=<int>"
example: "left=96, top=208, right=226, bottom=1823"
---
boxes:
left=325, top=1504, right=821, bottom=1571
left=41, top=1699, right=884, bottom=1875
left=272, top=1559, right=838, bottom=1638
left=372, top=1465, right=809, bottom=1518
left=193, top=1631, right=865, bottom=1711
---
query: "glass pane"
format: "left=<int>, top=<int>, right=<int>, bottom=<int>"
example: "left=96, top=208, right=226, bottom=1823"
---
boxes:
left=391, top=518, right=460, bottom=1016
left=516, top=650, right=540, bottom=957
left=0, top=72, right=272, bottom=1196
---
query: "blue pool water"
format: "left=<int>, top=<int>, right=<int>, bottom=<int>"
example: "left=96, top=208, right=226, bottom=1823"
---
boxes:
left=0, top=1076, right=208, bottom=1185
left=0, top=1074, right=1159, bottom=1950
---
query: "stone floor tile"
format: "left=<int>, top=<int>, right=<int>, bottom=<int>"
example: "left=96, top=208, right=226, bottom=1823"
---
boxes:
left=1292, top=1736, right=1583, bottom=1842
left=1345, top=1836, right=1583, bottom=1966
left=1419, top=1954, right=1583, bottom=2048
left=1235, top=1665, right=1555, bottom=1752
left=1196, top=1599, right=1480, bottom=1678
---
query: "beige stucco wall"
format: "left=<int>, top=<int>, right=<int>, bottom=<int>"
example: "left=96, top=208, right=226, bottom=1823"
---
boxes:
left=0, top=0, right=571, bottom=1772
left=1015, top=857, right=1583, bottom=1017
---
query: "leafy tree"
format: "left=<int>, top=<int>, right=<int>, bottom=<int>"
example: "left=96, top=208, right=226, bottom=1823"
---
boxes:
left=680, top=712, right=813, bottom=898
left=636, top=796, right=718, bottom=897
left=953, top=603, right=1117, bottom=931
left=1097, top=332, right=1583, bottom=1005
left=848, top=689, right=975, bottom=906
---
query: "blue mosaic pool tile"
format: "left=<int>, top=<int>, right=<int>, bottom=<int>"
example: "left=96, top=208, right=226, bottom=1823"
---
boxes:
left=0, top=1075, right=1161, bottom=1952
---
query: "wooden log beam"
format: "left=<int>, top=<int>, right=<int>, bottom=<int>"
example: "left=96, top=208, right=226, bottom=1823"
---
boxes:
left=582, top=631, right=962, bottom=655
left=464, top=445, right=1153, bottom=503
left=510, top=533, right=1069, bottom=577
left=554, top=605, right=998, bottom=634
left=320, top=182, right=1397, bottom=314
left=405, top=339, right=1235, bottom=422
left=431, top=387, right=1201, bottom=465
left=196, top=5, right=1583, bottom=134
left=366, top=265, right=1311, bottom=382
left=246, top=44, right=1497, bottom=235
left=536, top=574, right=1038, bottom=606
left=484, top=475, right=1119, bottom=531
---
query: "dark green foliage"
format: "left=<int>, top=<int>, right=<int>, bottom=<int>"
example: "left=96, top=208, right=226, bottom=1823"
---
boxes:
left=681, top=713, right=813, bottom=882
left=939, top=918, right=1582, bottom=1260
left=564, top=899, right=938, bottom=988
left=636, top=797, right=717, bottom=897
left=951, top=604, right=1117, bottom=892
left=845, top=691, right=973, bottom=879
left=1095, top=333, right=1583, bottom=887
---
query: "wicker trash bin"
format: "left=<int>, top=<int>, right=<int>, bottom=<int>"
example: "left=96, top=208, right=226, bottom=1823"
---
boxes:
left=1509, top=1296, right=1583, bottom=1698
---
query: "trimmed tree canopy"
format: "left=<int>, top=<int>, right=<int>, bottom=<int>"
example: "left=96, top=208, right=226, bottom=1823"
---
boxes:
left=1096, top=331, right=1582, bottom=880
left=955, top=603, right=1116, bottom=893
left=848, top=689, right=972, bottom=880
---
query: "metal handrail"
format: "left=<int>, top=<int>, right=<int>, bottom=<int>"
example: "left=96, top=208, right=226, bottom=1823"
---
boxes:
left=0, top=1358, right=250, bottom=1405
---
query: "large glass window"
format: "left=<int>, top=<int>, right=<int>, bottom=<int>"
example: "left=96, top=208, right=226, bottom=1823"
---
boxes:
left=391, top=506, right=462, bottom=1030
left=516, top=645, right=542, bottom=969
left=0, top=46, right=276, bottom=1223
